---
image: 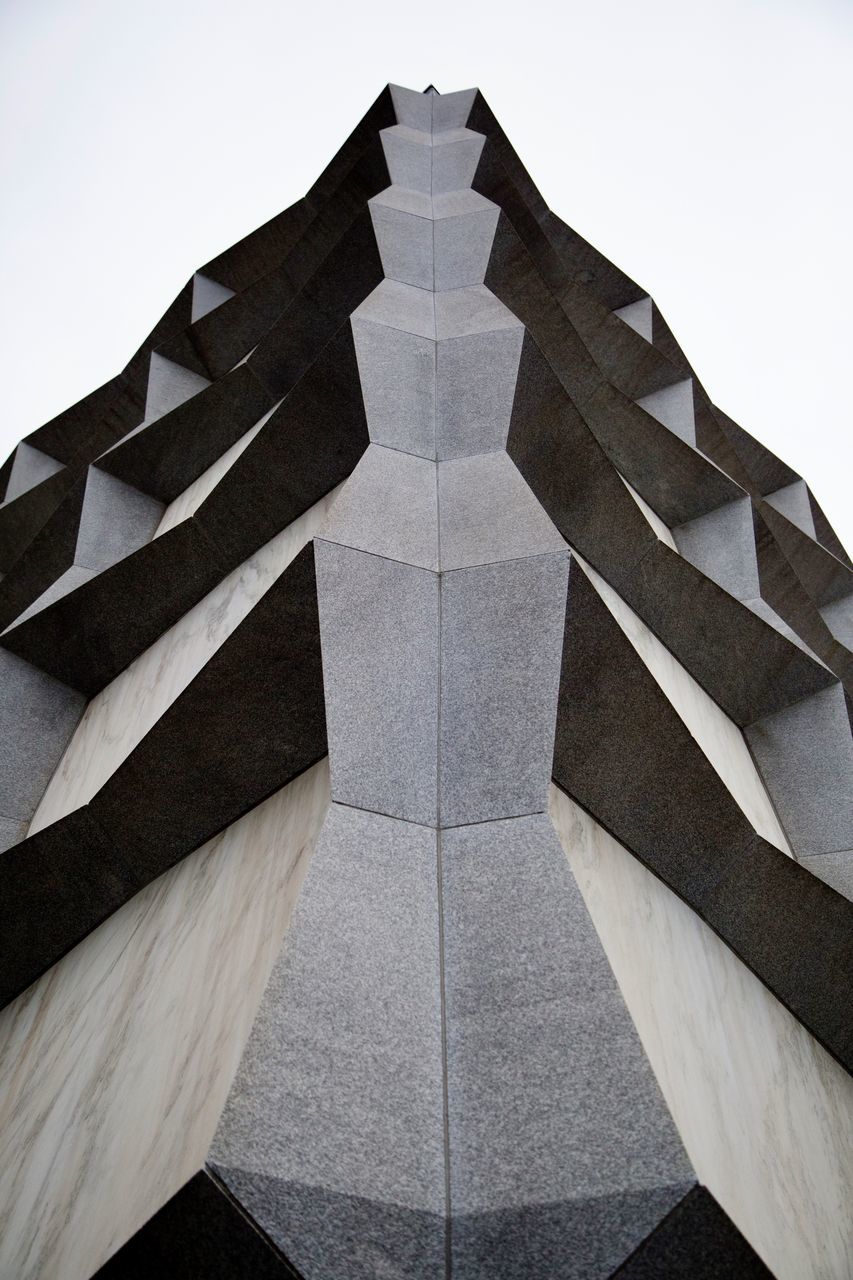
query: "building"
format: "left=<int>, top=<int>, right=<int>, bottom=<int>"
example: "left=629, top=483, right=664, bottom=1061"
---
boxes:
left=0, top=83, right=850, bottom=1279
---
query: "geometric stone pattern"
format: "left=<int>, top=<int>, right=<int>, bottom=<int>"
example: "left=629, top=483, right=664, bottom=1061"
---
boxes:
left=0, top=79, right=846, bottom=1280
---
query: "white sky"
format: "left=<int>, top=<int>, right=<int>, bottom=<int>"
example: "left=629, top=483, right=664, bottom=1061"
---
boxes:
left=1, top=0, right=851, bottom=548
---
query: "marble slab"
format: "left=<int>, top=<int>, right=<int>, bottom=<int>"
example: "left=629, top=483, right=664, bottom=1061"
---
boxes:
left=0, top=760, right=331, bottom=1280
left=549, top=786, right=853, bottom=1280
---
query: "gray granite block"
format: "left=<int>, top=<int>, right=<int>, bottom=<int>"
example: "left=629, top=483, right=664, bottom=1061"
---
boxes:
left=381, top=125, right=432, bottom=192
left=0, top=648, right=85, bottom=821
left=434, top=285, right=519, bottom=339
left=210, top=803, right=444, bottom=1212
left=144, top=352, right=210, bottom=422
left=352, top=317, right=437, bottom=456
left=434, top=204, right=500, bottom=291
left=191, top=272, right=235, bottom=324
left=431, top=87, right=476, bottom=132
left=369, top=200, right=434, bottom=290
left=315, top=541, right=439, bottom=825
left=441, top=814, right=693, bottom=1233
left=431, top=130, right=485, bottom=194
left=452, top=1185, right=694, bottom=1280
left=353, top=279, right=435, bottom=338
left=436, top=325, right=525, bottom=458
left=371, top=185, right=434, bottom=218
left=800, top=850, right=853, bottom=901
left=745, top=682, right=853, bottom=856
left=0, top=815, right=27, bottom=853
left=438, top=453, right=566, bottom=570
left=613, top=297, right=653, bottom=342
left=764, top=479, right=816, bottom=538
left=673, top=496, right=760, bottom=601
left=439, top=552, right=568, bottom=826
left=75, top=467, right=164, bottom=571
left=212, top=1167, right=445, bottom=1280
left=318, top=445, right=438, bottom=570
left=2, top=442, right=64, bottom=505
left=389, top=83, right=432, bottom=133
left=636, top=379, right=695, bottom=447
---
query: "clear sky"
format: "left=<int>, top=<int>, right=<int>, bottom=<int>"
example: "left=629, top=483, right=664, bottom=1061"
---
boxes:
left=1, top=0, right=850, bottom=548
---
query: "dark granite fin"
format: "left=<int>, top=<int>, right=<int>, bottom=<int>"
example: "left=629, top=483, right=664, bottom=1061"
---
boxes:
left=93, top=1169, right=303, bottom=1279
left=0, top=543, right=326, bottom=1008
left=760, top=500, right=853, bottom=609
left=212, top=1164, right=446, bottom=1280
left=0, top=472, right=86, bottom=631
left=553, top=559, right=853, bottom=1073
left=609, top=1185, right=773, bottom=1278
left=0, top=465, right=76, bottom=576
left=95, top=363, right=275, bottom=503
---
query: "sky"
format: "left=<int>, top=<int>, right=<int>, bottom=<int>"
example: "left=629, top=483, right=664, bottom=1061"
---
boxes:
left=1, top=0, right=851, bottom=548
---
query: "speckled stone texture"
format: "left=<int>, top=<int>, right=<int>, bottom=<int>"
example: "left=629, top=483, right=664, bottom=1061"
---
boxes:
left=210, top=803, right=445, bottom=1277
left=442, top=814, right=694, bottom=1278
left=439, top=552, right=568, bottom=826
left=315, top=540, right=439, bottom=825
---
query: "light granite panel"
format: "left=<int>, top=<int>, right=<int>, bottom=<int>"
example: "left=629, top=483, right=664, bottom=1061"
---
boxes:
left=380, top=125, right=433, bottom=192
left=0, top=816, right=26, bottom=855
left=75, top=467, right=164, bottom=570
left=0, top=648, right=86, bottom=829
left=438, top=452, right=566, bottom=570
left=439, top=552, right=569, bottom=827
left=389, top=83, right=433, bottom=132
left=0, top=759, right=331, bottom=1280
left=435, top=325, right=524, bottom=458
left=210, top=802, right=445, bottom=1279
left=431, top=130, right=485, bottom=195
left=430, top=87, right=476, bottom=133
left=369, top=189, right=499, bottom=293
left=577, top=555, right=793, bottom=854
left=433, top=196, right=500, bottom=291
left=636, top=378, right=695, bottom=446
left=442, top=814, right=694, bottom=1278
left=145, top=353, right=210, bottom=422
left=765, top=480, right=816, bottom=538
left=549, top=786, right=853, bottom=1280
left=318, top=445, right=438, bottom=570
left=745, top=682, right=853, bottom=857
left=353, top=278, right=435, bottom=336
left=351, top=315, right=437, bottom=456
left=29, top=486, right=342, bottom=832
left=613, top=297, right=653, bottom=342
left=191, top=272, right=236, bottom=323
left=154, top=401, right=281, bottom=537
left=369, top=198, right=435, bottom=290
left=2, top=442, right=63, bottom=505
left=315, top=540, right=439, bottom=825
left=388, top=83, right=475, bottom=134
left=673, top=496, right=760, bottom=601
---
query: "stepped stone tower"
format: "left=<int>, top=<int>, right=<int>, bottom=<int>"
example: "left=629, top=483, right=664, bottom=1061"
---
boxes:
left=0, top=84, right=850, bottom=1280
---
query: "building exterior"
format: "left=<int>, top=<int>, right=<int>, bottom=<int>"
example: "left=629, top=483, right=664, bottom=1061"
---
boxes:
left=0, top=84, right=850, bottom=1279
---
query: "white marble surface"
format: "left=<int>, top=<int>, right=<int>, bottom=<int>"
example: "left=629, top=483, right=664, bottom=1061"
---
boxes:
left=29, top=484, right=341, bottom=832
left=549, top=785, right=853, bottom=1280
left=154, top=402, right=280, bottom=537
left=576, top=555, right=793, bottom=855
left=0, top=758, right=330, bottom=1280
